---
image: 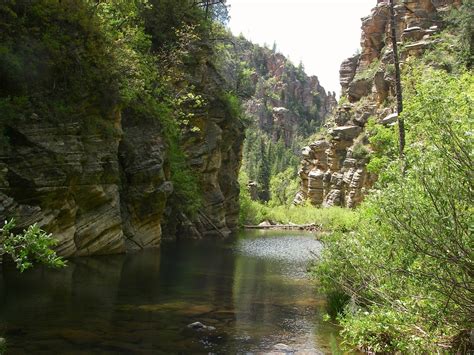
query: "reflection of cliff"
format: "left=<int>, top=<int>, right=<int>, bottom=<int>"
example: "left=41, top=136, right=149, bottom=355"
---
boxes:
left=0, top=255, right=126, bottom=352
left=0, top=241, right=239, bottom=352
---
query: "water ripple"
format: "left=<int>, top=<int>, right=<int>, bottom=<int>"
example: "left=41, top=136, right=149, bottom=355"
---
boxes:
left=237, top=234, right=322, bottom=264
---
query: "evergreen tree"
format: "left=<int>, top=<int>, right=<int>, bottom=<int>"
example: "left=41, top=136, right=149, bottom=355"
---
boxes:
left=256, top=138, right=270, bottom=201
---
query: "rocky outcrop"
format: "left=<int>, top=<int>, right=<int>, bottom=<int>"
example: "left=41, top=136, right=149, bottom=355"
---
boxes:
left=295, top=0, right=460, bottom=208
left=294, top=125, right=376, bottom=208
left=0, top=108, right=173, bottom=257
left=119, top=111, right=173, bottom=251
left=340, top=55, right=360, bottom=93
left=182, top=97, right=245, bottom=238
left=233, top=40, right=337, bottom=147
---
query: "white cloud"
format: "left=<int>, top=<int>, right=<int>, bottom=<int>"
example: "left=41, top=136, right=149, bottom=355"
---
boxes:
left=227, top=0, right=375, bottom=95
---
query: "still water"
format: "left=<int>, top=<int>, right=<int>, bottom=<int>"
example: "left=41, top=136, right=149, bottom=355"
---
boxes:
left=0, top=230, right=340, bottom=354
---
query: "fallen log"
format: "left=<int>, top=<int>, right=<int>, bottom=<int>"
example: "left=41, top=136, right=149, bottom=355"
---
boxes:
left=243, top=223, right=320, bottom=231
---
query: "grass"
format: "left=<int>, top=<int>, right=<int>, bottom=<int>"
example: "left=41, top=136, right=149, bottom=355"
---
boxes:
left=240, top=199, right=358, bottom=232
left=353, top=59, right=381, bottom=81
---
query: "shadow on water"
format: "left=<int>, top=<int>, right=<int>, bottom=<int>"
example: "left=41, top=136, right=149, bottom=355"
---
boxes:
left=0, top=230, right=342, bottom=353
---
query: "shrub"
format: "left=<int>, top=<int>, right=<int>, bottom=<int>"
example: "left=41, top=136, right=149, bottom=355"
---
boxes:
left=351, top=142, right=370, bottom=160
left=0, top=219, right=66, bottom=272
left=353, top=59, right=381, bottom=81
left=313, top=68, right=474, bottom=353
left=269, top=167, right=299, bottom=206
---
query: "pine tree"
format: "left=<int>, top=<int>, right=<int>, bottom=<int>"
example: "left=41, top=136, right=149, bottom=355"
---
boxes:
left=257, top=138, right=270, bottom=201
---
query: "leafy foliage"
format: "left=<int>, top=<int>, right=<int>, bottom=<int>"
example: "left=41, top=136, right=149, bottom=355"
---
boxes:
left=269, top=167, right=299, bottom=206
left=446, top=0, right=474, bottom=68
left=313, top=67, right=474, bottom=353
left=0, top=219, right=66, bottom=272
left=353, top=59, right=381, bottom=81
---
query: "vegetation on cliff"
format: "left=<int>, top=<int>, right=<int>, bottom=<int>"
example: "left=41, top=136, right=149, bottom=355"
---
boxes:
left=313, top=21, right=474, bottom=353
left=228, top=38, right=335, bottom=204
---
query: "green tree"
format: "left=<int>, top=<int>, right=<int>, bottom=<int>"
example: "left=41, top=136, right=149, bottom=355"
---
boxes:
left=269, top=167, right=299, bottom=206
left=256, top=139, right=270, bottom=201
left=447, top=0, right=474, bottom=68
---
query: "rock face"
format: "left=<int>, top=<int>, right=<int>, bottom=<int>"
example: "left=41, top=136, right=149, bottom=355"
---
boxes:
left=182, top=95, right=245, bottom=238
left=0, top=109, right=172, bottom=257
left=234, top=40, right=337, bottom=147
left=119, top=111, right=173, bottom=251
left=295, top=0, right=459, bottom=208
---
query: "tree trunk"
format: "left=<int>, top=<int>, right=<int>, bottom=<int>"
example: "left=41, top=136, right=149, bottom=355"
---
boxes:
left=389, top=0, right=406, bottom=160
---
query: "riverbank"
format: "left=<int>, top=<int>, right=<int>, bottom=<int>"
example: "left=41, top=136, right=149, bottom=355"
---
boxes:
left=240, top=203, right=358, bottom=233
left=244, top=223, right=321, bottom=232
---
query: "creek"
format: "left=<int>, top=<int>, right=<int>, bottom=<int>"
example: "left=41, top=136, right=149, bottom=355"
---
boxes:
left=0, top=230, right=341, bottom=353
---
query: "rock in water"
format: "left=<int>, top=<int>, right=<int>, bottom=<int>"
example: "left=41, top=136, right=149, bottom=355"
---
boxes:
left=187, top=321, right=206, bottom=330
left=187, top=322, right=215, bottom=331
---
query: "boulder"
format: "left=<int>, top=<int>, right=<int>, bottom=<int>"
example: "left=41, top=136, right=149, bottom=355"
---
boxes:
left=380, top=112, right=398, bottom=125
left=272, top=343, right=293, bottom=352
left=187, top=322, right=216, bottom=331
left=348, top=78, right=372, bottom=102
left=330, top=126, right=362, bottom=141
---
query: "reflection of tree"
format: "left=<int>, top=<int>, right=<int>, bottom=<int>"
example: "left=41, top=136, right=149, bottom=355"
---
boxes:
left=0, top=255, right=126, bottom=351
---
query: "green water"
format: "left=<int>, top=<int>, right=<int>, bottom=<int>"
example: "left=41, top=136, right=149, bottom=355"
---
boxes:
left=0, top=230, right=340, bottom=354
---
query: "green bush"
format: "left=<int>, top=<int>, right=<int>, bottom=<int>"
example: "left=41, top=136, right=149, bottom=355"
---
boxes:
left=269, top=167, right=299, bottom=206
left=351, top=142, right=370, bottom=160
left=353, top=59, right=381, bottom=81
left=0, top=219, right=66, bottom=272
left=313, top=68, right=474, bottom=353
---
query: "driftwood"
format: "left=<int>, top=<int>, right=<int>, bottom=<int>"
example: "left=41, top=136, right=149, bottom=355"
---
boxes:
left=244, top=223, right=320, bottom=231
left=199, top=211, right=227, bottom=238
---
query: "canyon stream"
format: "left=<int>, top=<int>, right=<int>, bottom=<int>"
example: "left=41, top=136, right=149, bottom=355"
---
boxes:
left=0, top=231, right=341, bottom=353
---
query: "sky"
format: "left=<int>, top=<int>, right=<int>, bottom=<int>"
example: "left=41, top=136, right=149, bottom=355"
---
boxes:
left=227, top=0, right=376, bottom=95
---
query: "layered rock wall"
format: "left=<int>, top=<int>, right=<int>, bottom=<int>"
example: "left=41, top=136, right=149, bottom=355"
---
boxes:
left=0, top=6, right=245, bottom=255
left=0, top=109, right=173, bottom=256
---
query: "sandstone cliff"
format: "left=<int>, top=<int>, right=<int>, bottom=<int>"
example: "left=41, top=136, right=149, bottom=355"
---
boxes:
left=0, top=1, right=245, bottom=256
left=173, top=60, right=245, bottom=238
left=295, top=0, right=460, bottom=208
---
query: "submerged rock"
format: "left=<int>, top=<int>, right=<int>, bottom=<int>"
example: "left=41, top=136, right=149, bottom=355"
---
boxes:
left=187, top=322, right=216, bottom=331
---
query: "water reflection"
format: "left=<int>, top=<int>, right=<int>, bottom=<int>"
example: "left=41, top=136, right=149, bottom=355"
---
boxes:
left=0, top=231, right=339, bottom=353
